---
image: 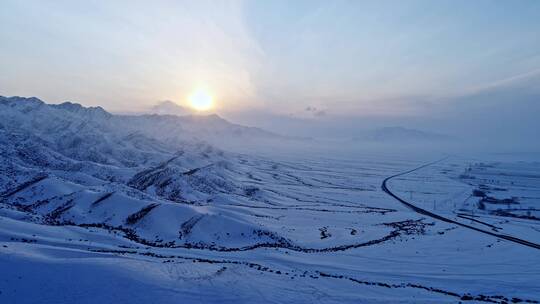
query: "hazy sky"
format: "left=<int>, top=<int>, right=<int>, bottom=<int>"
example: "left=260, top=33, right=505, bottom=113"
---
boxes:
left=2, top=1, right=540, bottom=115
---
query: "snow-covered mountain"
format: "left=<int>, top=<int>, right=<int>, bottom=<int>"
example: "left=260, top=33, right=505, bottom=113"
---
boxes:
left=0, top=95, right=297, bottom=249
left=1, top=96, right=292, bottom=152
left=149, top=100, right=193, bottom=116
left=1, top=95, right=538, bottom=303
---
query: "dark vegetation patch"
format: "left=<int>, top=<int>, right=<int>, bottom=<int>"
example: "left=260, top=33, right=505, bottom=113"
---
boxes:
left=179, top=215, right=205, bottom=239
left=381, top=219, right=434, bottom=236
left=46, top=199, right=75, bottom=222
left=481, top=196, right=519, bottom=206
left=125, top=203, right=160, bottom=225
left=0, top=174, right=48, bottom=201
left=491, top=210, right=540, bottom=221
left=228, top=203, right=395, bottom=215
left=91, top=192, right=114, bottom=207
left=51, top=218, right=432, bottom=253
left=319, top=227, right=331, bottom=239
left=127, top=152, right=183, bottom=191
left=9, top=237, right=37, bottom=243
left=182, top=165, right=212, bottom=176
left=88, top=248, right=537, bottom=304
left=244, top=186, right=259, bottom=197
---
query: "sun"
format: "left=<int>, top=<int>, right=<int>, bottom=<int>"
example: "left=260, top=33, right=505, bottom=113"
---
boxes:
left=188, top=88, right=214, bottom=111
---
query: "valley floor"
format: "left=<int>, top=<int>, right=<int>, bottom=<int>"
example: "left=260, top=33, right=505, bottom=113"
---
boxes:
left=1, top=153, right=539, bottom=303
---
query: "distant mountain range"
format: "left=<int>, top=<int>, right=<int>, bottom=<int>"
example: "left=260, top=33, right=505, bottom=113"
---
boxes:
left=142, top=100, right=312, bottom=144
left=0, top=96, right=299, bottom=153
left=149, top=100, right=193, bottom=116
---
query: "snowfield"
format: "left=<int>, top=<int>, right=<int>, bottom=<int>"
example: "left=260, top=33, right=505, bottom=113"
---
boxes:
left=0, top=96, right=539, bottom=303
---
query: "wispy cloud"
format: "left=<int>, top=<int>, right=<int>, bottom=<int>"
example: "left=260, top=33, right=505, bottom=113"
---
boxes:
left=459, top=67, right=540, bottom=97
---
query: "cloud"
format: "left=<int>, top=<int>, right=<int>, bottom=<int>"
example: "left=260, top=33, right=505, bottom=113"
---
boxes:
left=304, top=106, right=326, bottom=117
left=456, top=67, right=540, bottom=97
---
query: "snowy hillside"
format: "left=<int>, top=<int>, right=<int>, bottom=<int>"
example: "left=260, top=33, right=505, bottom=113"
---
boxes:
left=0, top=96, right=539, bottom=303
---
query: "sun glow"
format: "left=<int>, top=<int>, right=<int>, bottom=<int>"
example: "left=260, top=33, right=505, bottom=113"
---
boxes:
left=188, top=88, right=214, bottom=111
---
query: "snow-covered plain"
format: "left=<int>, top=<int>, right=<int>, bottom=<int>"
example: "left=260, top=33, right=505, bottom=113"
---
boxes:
left=0, top=96, right=539, bottom=303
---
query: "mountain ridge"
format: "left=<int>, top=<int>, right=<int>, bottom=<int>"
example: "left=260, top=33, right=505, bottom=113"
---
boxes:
left=0, top=95, right=295, bottom=147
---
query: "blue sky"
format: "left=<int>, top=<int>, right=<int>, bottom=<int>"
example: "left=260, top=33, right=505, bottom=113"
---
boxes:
left=1, top=0, right=540, bottom=121
left=245, top=1, right=540, bottom=112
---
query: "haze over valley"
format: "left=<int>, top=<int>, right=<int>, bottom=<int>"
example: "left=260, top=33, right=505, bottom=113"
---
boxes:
left=1, top=1, right=540, bottom=303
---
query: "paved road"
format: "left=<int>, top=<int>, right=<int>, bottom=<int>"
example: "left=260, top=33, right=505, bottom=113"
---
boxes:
left=381, top=157, right=540, bottom=250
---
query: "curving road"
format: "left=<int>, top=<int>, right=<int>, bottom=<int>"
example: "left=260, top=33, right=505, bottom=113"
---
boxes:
left=381, top=157, right=540, bottom=250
